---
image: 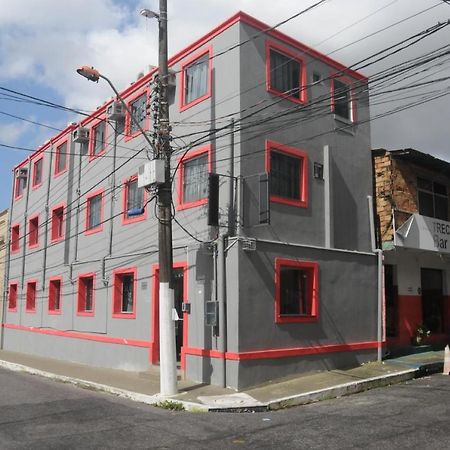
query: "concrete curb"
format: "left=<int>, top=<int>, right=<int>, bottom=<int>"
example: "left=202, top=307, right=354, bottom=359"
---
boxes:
left=0, top=358, right=443, bottom=413
left=0, top=359, right=208, bottom=412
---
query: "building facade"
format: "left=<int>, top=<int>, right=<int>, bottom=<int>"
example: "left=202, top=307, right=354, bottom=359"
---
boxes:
left=0, top=209, right=8, bottom=334
left=2, top=12, right=378, bottom=390
left=373, top=148, right=450, bottom=350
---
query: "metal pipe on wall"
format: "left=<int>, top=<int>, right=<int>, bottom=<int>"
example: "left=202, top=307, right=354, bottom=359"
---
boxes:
left=217, top=234, right=227, bottom=388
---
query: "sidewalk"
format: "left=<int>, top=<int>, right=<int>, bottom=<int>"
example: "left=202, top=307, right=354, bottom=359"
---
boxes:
left=0, top=349, right=445, bottom=412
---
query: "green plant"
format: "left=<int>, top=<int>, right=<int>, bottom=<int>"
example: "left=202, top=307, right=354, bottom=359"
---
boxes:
left=155, top=400, right=185, bottom=411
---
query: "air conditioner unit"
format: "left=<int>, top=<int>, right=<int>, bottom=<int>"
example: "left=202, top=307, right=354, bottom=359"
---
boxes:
left=138, top=160, right=165, bottom=187
left=107, top=101, right=125, bottom=121
left=15, top=167, right=28, bottom=178
left=73, top=126, right=89, bottom=143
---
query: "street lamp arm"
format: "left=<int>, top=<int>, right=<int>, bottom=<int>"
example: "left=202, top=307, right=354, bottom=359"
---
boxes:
left=76, top=66, right=156, bottom=154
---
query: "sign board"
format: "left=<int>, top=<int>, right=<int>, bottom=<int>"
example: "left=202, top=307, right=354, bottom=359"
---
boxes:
left=395, top=213, right=450, bottom=253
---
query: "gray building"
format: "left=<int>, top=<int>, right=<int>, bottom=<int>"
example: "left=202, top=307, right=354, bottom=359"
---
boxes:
left=2, top=12, right=378, bottom=389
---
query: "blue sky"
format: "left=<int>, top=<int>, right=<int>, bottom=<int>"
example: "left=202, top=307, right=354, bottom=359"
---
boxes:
left=1, top=0, right=450, bottom=211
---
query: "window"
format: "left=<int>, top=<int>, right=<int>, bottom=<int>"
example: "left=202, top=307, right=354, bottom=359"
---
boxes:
left=265, top=140, right=308, bottom=208
left=266, top=42, right=305, bottom=103
left=8, top=282, right=18, bottom=311
left=26, top=281, right=37, bottom=312
left=275, top=258, right=319, bottom=323
left=48, top=277, right=62, bottom=313
left=11, top=224, right=20, bottom=253
left=332, top=78, right=354, bottom=121
left=28, top=215, right=39, bottom=248
left=32, top=157, right=44, bottom=189
left=77, top=274, right=95, bottom=316
left=178, top=145, right=211, bottom=210
left=122, top=176, right=146, bottom=224
left=180, top=47, right=212, bottom=111
left=14, top=172, right=27, bottom=199
left=112, top=268, right=137, bottom=318
left=91, top=121, right=106, bottom=157
left=55, top=141, right=68, bottom=175
left=417, top=177, right=448, bottom=220
left=51, top=204, right=65, bottom=242
left=85, top=190, right=104, bottom=234
left=127, top=93, right=147, bottom=138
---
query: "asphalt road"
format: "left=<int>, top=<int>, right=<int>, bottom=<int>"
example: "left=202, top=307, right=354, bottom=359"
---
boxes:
left=0, top=368, right=449, bottom=449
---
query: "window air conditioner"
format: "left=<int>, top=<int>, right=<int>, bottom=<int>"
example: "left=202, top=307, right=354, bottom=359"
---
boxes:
left=73, top=126, right=89, bottom=143
left=15, top=167, right=28, bottom=178
left=107, top=101, right=125, bottom=121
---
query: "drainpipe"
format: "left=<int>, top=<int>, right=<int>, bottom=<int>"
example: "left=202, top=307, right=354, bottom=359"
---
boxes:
left=368, top=195, right=383, bottom=362
left=1, top=174, right=17, bottom=349
left=323, top=145, right=333, bottom=249
left=42, top=144, right=54, bottom=302
left=217, top=234, right=227, bottom=388
left=20, top=158, right=32, bottom=325
left=73, top=142, right=83, bottom=263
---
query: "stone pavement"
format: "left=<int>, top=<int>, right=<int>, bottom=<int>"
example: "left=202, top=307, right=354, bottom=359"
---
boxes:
left=0, top=349, right=445, bottom=412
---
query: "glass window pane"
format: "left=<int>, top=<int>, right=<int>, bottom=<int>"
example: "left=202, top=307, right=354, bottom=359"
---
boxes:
left=185, top=54, right=209, bottom=104
left=130, top=95, right=146, bottom=134
left=183, top=154, right=208, bottom=203
left=434, top=195, right=448, bottom=221
left=334, top=79, right=350, bottom=120
left=418, top=191, right=434, bottom=217
left=57, top=143, right=67, bottom=172
left=127, top=179, right=144, bottom=213
left=433, top=182, right=447, bottom=196
left=88, top=194, right=102, bottom=229
left=270, top=50, right=300, bottom=98
left=93, top=122, right=105, bottom=155
left=270, top=151, right=300, bottom=200
left=280, top=268, right=309, bottom=316
left=34, top=159, right=43, bottom=185
left=121, top=274, right=134, bottom=312
left=84, top=278, right=93, bottom=311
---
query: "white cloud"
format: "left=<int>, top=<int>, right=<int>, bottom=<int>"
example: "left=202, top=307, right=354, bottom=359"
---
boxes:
left=0, top=121, right=31, bottom=145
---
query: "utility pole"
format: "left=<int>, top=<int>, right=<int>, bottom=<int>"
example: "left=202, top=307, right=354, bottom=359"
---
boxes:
left=157, top=0, right=177, bottom=396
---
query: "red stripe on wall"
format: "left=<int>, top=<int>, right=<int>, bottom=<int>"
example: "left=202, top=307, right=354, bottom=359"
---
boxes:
left=3, top=323, right=151, bottom=348
left=185, top=341, right=381, bottom=361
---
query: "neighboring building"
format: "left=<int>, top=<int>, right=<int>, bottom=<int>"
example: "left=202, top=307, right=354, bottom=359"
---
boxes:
left=0, top=209, right=8, bottom=332
left=372, top=148, right=450, bottom=350
left=2, top=12, right=377, bottom=389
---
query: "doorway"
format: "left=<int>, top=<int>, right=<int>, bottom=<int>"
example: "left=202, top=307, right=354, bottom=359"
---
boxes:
left=385, top=265, right=398, bottom=337
left=421, top=268, right=444, bottom=333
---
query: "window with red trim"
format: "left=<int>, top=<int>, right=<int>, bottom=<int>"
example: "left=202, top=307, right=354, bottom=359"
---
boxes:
left=55, top=141, right=68, bottom=175
left=178, top=145, right=211, bottom=210
left=28, top=215, right=39, bottom=248
left=123, top=176, right=146, bottom=223
left=126, top=94, right=147, bottom=137
left=11, top=224, right=20, bottom=253
left=266, top=42, right=306, bottom=103
left=14, top=173, right=27, bottom=199
left=112, top=268, right=136, bottom=318
left=26, top=281, right=37, bottom=312
left=332, top=78, right=354, bottom=122
left=48, top=277, right=62, bottom=313
left=266, top=141, right=308, bottom=208
left=51, top=205, right=64, bottom=242
left=77, top=274, right=95, bottom=315
left=91, top=121, right=106, bottom=157
left=275, top=258, right=319, bottom=324
left=85, top=190, right=104, bottom=234
left=32, top=157, right=44, bottom=188
left=8, top=282, right=18, bottom=311
left=180, top=47, right=212, bottom=111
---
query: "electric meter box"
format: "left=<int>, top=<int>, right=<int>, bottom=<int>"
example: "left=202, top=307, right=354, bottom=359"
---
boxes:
left=138, top=160, right=165, bottom=187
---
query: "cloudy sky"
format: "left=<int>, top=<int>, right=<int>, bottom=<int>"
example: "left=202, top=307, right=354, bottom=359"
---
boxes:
left=1, top=0, right=450, bottom=210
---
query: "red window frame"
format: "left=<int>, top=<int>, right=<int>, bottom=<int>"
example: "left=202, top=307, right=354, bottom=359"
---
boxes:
left=265, top=140, right=308, bottom=208
left=26, top=280, right=37, bottom=313
left=32, top=155, right=44, bottom=190
left=122, top=175, right=148, bottom=225
left=85, top=189, right=104, bottom=235
left=77, top=273, right=96, bottom=317
left=112, top=267, right=137, bottom=319
left=89, top=118, right=108, bottom=160
left=11, top=224, right=20, bottom=253
left=330, top=76, right=356, bottom=123
left=28, top=214, right=39, bottom=249
left=177, top=144, right=212, bottom=211
left=265, top=40, right=307, bottom=104
left=48, top=276, right=62, bottom=314
left=274, top=258, right=319, bottom=324
left=124, top=90, right=149, bottom=142
left=14, top=172, right=27, bottom=200
left=179, top=46, right=212, bottom=112
left=54, top=140, right=68, bottom=176
left=50, top=203, right=65, bottom=243
left=8, top=282, right=18, bottom=312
